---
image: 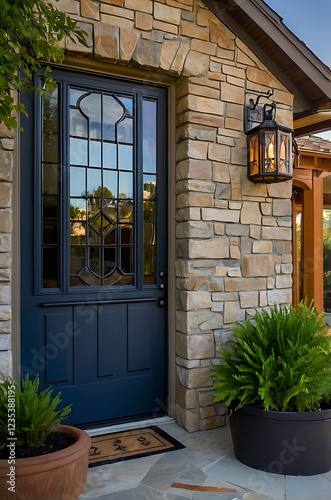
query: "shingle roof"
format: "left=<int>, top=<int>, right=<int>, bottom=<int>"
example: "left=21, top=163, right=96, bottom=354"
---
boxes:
left=296, top=136, right=331, bottom=155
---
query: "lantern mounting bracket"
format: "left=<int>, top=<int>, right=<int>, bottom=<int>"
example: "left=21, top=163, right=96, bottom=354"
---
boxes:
left=249, top=89, right=274, bottom=111
left=245, top=90, right=276, bottom=133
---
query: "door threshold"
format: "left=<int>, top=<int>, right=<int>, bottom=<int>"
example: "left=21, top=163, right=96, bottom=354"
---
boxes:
left=84, top=416, right=175, bottom=437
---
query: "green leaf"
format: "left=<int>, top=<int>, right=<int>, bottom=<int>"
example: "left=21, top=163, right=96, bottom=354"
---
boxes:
left=0, top=0, right=88, bottom=130
left=212, top=299, right=331, bottom=412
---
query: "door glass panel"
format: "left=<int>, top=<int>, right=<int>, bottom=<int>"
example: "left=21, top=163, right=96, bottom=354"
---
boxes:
left=87, top=168, right=101, bottom=196
left=119, top=200, right=133, bottom=223
left=103, top=95, right=124, bottom=141
left=103, top=142, right=116, bottom=169
left=43, top=164, right=58, bottom=195
left=144, top=224, right=155, bottom=245
left=70, top=138, right=88, bottom=166
left=103, top=199, right=117, bottom=221
left=70, top=109, right=87, bottom=138
left=142, top=99, right=156, bottom=174
left=90, top=141, right=101, bottom=167
left=70, top=167, right=86, bottom=197
left=104, top=247, right=116, bottom=275
left=69, top=87, right=136, bottom=287
left=105, top=227, right=116, bottom=245
left=43, top=219, right=57, bottom=244
left=43, top=86, right=59, bottom=163
left=117, top=96, right=133, bottom=116
left=70, top=221, right=86, bottom=244
left=119, top=172, right=133, bottom=199
left=121, top=247, right=133, bottom=274
left=142, top=99, right=157, bottom=286
left=80, top=93, right=102, bottom=140
left=43, top=196, right=58, bottom=218
left=144, top=246, right=155, bottom=285
left=120, top=224, right=133, bottom=245
left=70, top=199, right=86, bottom=220
left=70, top=88, right=87, bottom=106
left=43, top=248, right=58, bottom=288
left=40, top=82, right=163, bottom=293
left=41, top=86, right=60, bottom=288
left=103, top=170, right=117, bottom=198
left=118, top=144, right=133, bottom=170
left=143, top=175, right=156, bottom=199
left=89, top=247, right=101, bottom=276
left=118, top=118, right=133, bottom=144
left=143, top=200, right=155, bottom=223
left=70, top=247, right=85, bottom=274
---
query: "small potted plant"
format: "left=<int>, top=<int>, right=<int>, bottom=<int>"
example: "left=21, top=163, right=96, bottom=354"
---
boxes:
left=212, top=300, right=331, bottom=476
left=0, top=375, right=91, bottom=499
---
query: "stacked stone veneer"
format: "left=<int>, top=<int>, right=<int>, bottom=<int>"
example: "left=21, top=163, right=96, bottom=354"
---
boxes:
left=0, top=122, right=13, bottom=380
left=1, top=0, right=294, bottom=431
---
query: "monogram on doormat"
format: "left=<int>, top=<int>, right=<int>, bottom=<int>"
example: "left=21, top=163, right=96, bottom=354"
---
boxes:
left=88, top=426, right=185, bottom=467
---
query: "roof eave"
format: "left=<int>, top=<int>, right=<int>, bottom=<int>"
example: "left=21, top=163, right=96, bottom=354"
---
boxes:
left=203, top=0, right=331, bottom=113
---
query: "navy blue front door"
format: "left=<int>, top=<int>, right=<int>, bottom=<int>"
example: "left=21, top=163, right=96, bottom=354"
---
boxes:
left=20, top=70, right=168, bottom=425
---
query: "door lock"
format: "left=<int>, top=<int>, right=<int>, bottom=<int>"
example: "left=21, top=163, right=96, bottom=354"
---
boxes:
left=160, top=284, right=165, bottom=290
left=158, top=299, right=165, bottom=307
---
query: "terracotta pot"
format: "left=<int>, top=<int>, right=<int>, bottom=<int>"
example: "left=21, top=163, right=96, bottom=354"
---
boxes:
left=0, top=425, right=91, bottom=500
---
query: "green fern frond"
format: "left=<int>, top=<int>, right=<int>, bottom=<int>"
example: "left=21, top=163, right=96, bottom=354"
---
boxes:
left=0, top=375, right=71, bottom=449
left=212, top=300, right=331, bottom=412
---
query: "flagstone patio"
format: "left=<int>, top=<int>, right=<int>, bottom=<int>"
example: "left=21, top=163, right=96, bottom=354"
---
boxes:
left=80, top=418, right=331, bottom=500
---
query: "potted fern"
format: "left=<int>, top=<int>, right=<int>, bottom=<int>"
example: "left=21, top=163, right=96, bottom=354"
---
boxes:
left=0, top=375, right=91, bottom=499
left=212, top=300, right=331, bottom=476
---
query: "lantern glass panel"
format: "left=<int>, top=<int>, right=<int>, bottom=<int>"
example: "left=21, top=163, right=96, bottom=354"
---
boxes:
left=279, top=133, right=291, bottom=173
left=264, top=132, right=276, bottom=173
left=249, top=133, right=259, bottom=176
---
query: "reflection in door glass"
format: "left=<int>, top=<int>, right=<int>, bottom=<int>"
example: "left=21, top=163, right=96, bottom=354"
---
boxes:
left=70, top=138, right=88, bottom=166
left=43, top=86, right=59, bottom=163
left=90, top=141, right=101, bottom=167
left=43, top=164, right=58, bottom=195
left=142, top=99, right=156, bottom=174
left=70, top=167, right=86, bottom=197
left=70, top=108, right=87, bottom=138
left=87, top=168, right=101, bottom=196
left=118, top=144, right=133, bottom=170
left=142, top=98, right=157, bottom=285
left=69, top=87, right=135, bottom=287
left=42, top=85, right=60, bottom=288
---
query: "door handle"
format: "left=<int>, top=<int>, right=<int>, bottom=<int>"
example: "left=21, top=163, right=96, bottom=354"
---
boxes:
left=158, top=298, right=165, bottom=307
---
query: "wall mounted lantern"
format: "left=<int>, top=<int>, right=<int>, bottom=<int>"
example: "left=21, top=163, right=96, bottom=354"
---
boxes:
left=245, top=92, right=297, bottom=183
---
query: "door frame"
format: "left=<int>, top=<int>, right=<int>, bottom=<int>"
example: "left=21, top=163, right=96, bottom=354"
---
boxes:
left=12, top=62, right=177, bottom=420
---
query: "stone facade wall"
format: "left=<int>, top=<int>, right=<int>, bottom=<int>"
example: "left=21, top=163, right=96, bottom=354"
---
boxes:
left=0, top=123, right=13, bottom=380
left=1, top=0, right=294, bottom=431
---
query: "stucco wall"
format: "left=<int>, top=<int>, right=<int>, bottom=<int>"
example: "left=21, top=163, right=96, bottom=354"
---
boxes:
left=0, top=0, right=294, bottom=432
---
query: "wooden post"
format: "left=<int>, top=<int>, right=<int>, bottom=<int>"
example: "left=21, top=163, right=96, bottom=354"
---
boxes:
left=302, top=171, right=324, bottom=310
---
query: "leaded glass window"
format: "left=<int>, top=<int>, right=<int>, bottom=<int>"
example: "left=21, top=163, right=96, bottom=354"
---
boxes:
left=69, top=88, right=134, bottom=287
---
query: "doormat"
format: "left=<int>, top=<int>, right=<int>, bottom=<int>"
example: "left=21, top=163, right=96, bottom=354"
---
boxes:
left=88, top=426, right=185, bottom=467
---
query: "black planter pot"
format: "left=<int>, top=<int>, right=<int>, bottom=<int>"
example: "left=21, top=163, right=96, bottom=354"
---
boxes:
left=229, top=405, right=331, bottom=476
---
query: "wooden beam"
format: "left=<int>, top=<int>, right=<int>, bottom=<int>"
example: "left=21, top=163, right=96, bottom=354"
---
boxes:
left=302, top=171, right=324, bottom=310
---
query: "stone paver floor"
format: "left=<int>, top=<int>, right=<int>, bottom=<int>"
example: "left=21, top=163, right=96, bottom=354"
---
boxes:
left=80, top=418, right=331, bottom=500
